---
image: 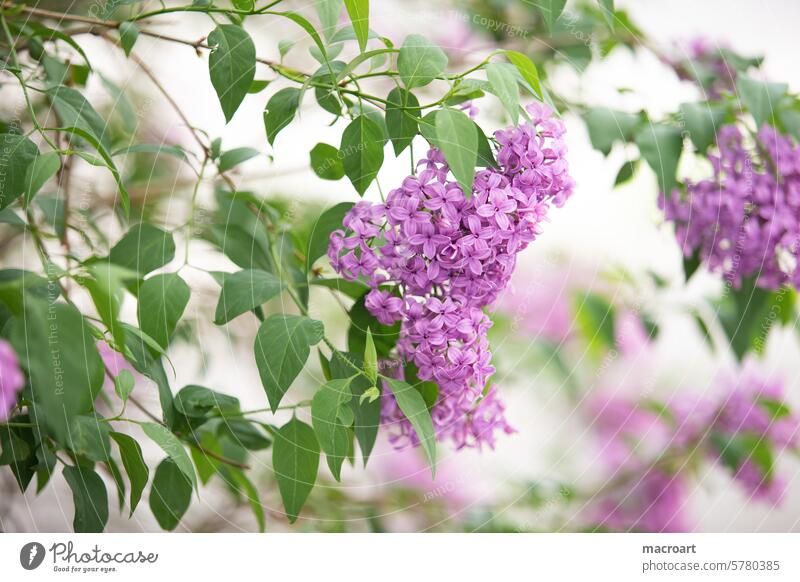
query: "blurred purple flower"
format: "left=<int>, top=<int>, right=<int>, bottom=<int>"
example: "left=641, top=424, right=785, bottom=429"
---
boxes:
left=594, top=469, right=690, bottom=533
left=96, top=341, right=138, bottom=391
left=0, top=339, right=25, bottom=421
left=589, top=367, right=800, bottom=531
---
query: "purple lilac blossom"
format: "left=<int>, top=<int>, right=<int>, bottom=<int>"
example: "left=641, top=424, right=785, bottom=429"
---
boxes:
left=590, top=369, right=799, bottom=531
left=0, top=339, right=25, bottom=421
left=594, top=468, right=690, bottom=533
left=329, top=102, right=574, bottom=450
left=684, top=368, right=800, bottom=503
left=661, top=124, right=800, bottom=290
left=667, top=37, right=739, bottom=99
left=589, top=395, right=690, bottom=531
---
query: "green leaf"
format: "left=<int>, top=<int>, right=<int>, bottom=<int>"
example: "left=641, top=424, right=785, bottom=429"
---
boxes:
left=271, top=12, right=330, bottom=66
left=55, top=124, right=130, bottom=215
left=359, top=386, right=380, bottom=405
left=114, top=369, right=135, bottom=405
left=598, top=0, right=616, bottom=30
left=397, top=34, right=448, bottom=89
left=119, top=21, right=139, bottom=57
left=311, top=377, right=354, bottom=480
left=9, top=300, right=104, bottom=443
left=106, top=457, right=126, bottom=511
left=737, top=76, right=787, bottom=129
left=385, top=87, right=420, bottom=155
left=149, top=458, right=192, bottom=531
left=504, top=50, right=542, bottom=98
left=218, top=419, right=272, bottom=450
left=47, top=85, right=110, bottom=149
left=680, top=102, right=726, bottom=153
left=305, top=202, right=354, bottom=271
left=310, top=142, right=345, bottom=180
left=435, top=108, right=477, bottom=196
left=347, top=293, right=400, bottom=358
left=343, top=0, right=369, bottom=52
left=0, top=269, right=54, bottom=313
left=340, top=114, right=385, bottom=196
left=208, top=24, right=257, bottom=123
left=24, top=21, right=92, bottom=68
left=308, top=277, right=369, bottom=300
left=383, top=377, right=436, bottom=475
left=711, top=431, right=774, bottom=483
left=614, top=159, right=638, bottom=186
left=23, top=151, right=60, bottom=208
left=63, top=465, right=108, bottom=533
left=80, top=262, right=132, bottom=350
left=403, top=361, right=439, bottom=409
left=312, top=61, right=346, bottom=115
left=278, top=39, right=295, bottom=58
left=486, top=62, right=520, bottom=124
left=363, top=328, right=378, bottom=384
left=583, top=107, right=640, bottom=155
left=108, top=223, right=176, bottom=275
left=248, top=79, right=270, bottom=94
left=634, top=123, right=684, bottom=194
left=335, top=48, right=395, bottom=83
left=230, top=468, right=266, bottom=532
left=137, top=273, right=190, bottom=351
left=123, top=328, right=175, bottom=428
left=214, top=269, right=284, bottom=325
left=758, top=397, right=792, bottom=421
left=208, top=191, right=272, bottom=272
left=273, top=417, right=320, bottom=523
left=315, top=0, right=343, bottom=40
left=719, top=281, right=796, bottom=360
left=174, top=385, right=240, bottom=418
left=112, top=143, right=189, bottom=160
left=110, top=431, right=149, bottom=516
left=330, top=352, right=379, bottom=465
left=540, top=0, right=567, bottom=30
left=141, top=422, right=197, bottom=488
left=0, top=133, right=39, bottom=210
left=0, top=422, right=37, bottom=492
left=572, top=291, right=616, bottom=359
left=218, top=147, right=259, bottom=172
left=254, top=315, right=325, bottom=412
left=67, top=415, right=111, bottom=462
left=263, top=88, right=301, bottom=145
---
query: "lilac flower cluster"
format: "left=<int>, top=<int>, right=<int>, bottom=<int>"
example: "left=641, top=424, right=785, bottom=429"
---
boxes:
left=0, top=339, right=25, bottom=421
left=328, top=102, right=574, bottom=450
left=667, top=38, right=739, bottom=99
left=662, top=124, right=800, bottom=290
left=590, top=369, right=799, bottom=532
left=590, top=395, right=689, bottom=532
left=680, top=369, right=800, bottom=503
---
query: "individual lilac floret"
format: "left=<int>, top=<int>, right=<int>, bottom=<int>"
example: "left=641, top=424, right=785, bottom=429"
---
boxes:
left=0, top=339, right=25, bottom=421
left=328, top=102, right=574, bottom=450
left=661, top=124, right=800, bottom=290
